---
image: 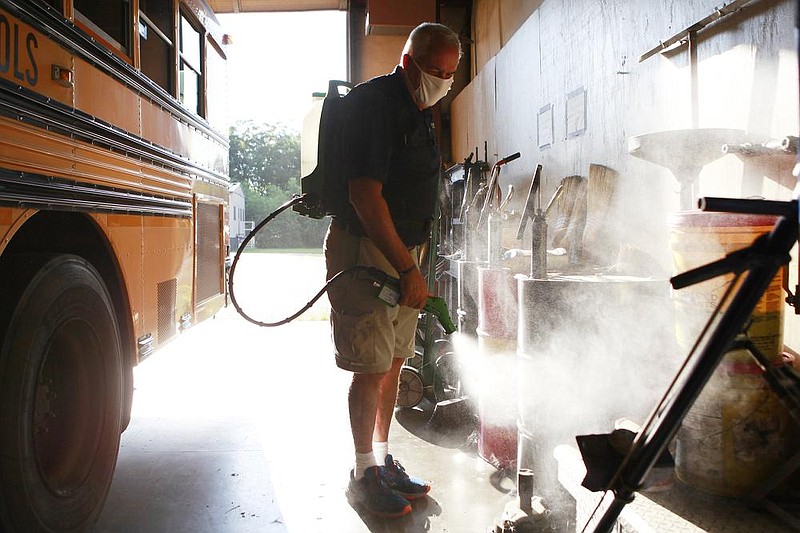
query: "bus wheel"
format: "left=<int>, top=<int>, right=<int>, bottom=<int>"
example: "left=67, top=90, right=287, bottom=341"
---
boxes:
left=0, top=255, right=123, bottom=532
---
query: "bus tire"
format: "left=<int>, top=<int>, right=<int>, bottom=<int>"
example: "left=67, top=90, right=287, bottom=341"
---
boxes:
left=0, top=254, right=123, bottom=532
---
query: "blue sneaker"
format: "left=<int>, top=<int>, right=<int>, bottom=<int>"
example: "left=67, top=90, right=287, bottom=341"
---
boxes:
left=347, top=466, right=412, bottom=518
left=381, top=454, right=430, bottom=500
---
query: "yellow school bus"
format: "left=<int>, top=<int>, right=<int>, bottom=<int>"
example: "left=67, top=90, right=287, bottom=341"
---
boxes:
left=0, top=0, right=229, bottom=530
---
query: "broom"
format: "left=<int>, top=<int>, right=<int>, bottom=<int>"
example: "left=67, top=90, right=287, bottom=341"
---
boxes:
left=583, top=164, right=619, bottom=249
left=550, top=175, right=587, bottom=249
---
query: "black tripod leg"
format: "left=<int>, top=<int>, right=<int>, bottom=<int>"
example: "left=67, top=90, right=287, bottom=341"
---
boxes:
left=586, top=210, right=797, bottom=533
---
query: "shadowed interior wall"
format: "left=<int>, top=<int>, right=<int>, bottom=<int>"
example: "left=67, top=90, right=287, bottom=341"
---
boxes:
left=450, top=0, right=800, bottom=350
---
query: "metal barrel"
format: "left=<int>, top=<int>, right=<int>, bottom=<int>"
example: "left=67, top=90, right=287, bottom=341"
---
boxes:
left=516, top=274, right=675, bottom=493
left=476, top=266, right=518, bottom=470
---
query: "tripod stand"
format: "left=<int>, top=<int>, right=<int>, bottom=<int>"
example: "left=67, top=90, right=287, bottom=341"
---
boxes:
left=577, top=197, right=800, bottom=533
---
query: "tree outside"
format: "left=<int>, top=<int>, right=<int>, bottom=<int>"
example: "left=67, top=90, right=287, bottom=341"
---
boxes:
left=229, top=120, right=329, bottom=249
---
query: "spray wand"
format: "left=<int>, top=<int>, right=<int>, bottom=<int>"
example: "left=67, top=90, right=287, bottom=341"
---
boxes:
left=228, top=194, right=456, bottom=334
left=367, top=268, right=457, bottom=334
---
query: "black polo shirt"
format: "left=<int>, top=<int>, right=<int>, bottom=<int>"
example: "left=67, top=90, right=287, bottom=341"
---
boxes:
left=333, top=66, right=440, bottom=246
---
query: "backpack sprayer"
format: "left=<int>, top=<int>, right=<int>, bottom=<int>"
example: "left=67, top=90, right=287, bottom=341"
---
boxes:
left=226, top=80, right=455, bottom=334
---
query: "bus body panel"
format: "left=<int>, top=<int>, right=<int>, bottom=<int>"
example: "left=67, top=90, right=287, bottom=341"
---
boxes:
left=0, top=1, right=229, bottom=360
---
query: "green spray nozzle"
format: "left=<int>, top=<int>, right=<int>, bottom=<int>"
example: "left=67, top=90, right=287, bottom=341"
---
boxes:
left=365, top=267, right=457, bottom=335
left=424, top=296, right=457, bottom=335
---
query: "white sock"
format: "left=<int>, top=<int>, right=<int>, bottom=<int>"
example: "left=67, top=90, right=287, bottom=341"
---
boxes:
left=354, top=451, right=378, bottom=480
left=373, top=441, right=389, bottom=465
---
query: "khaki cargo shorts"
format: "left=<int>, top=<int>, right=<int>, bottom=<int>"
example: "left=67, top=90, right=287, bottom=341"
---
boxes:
left=324, top=222, right=420, bottom=374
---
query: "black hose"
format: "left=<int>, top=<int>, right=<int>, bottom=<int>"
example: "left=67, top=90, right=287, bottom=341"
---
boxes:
left=227, top=194, right=379, bottom=327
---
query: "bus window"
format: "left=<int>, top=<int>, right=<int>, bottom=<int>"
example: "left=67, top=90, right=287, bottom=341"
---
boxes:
left=140, top=0, right=172, bottom=36
left=74, top=0, right=132, bottom=56
left=205, top=36, right=227, bottom=131
left=179, top=12, right=202, bottom=116
left=139, top=0, right=174, bottom=93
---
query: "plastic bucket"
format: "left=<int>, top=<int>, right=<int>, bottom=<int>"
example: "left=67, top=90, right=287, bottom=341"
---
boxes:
left=668, top=211, right=784, bottom=362
left=676, top=350, right=798, bottom=497
left=669, top=211, right=792, bottom=496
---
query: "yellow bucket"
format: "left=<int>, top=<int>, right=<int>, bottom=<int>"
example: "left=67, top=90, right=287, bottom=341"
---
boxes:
left=669, top=211, right=795, bottom=496
left=675, top=349, right=798, bottom=497
left=668, top=211, right=784, bottom=363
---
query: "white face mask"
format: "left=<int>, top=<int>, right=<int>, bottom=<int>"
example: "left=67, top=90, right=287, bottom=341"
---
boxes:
left=413, top=59, right=454, bottom=108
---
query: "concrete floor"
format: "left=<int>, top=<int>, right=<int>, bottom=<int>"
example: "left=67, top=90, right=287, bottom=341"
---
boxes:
left=93, top=310, right=522, bottom=533
left=92, top=254, right=799, bottom=533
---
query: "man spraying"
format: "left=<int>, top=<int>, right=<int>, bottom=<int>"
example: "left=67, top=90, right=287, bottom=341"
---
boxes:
left=324, top=22, right=461, bottom=518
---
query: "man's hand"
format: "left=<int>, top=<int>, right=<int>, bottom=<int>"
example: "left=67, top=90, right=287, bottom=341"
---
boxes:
left=349, top=178, right=431, bottom=309
left=399, top=267, right=429, bottom=309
